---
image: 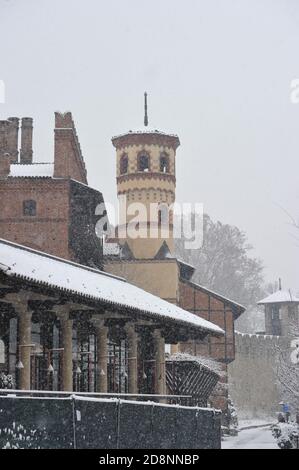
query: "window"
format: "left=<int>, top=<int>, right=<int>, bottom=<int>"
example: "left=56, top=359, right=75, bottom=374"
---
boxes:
left=271, top=305, right=281, bottom=321
left=120, top=154, right=128, bottom=175
left=160, top=154, right=169, bottom=173
left=23, top=200, right=36, bottom=216
left=157, top=204, right=169, bottom=226
left=270, top=305, right=281, bottom=335
left=138, top=153, right=150, bottom=172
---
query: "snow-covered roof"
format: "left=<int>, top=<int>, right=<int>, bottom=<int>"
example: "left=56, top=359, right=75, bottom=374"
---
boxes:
left=112, top=127, right=179, bottom=140
left=0, top=238, right=223, bottom=336
left=166, top=352, right=223, bottom=376
left=258, top=290, right=299, bottom=305
left=9, top=163, right=54, bottom=178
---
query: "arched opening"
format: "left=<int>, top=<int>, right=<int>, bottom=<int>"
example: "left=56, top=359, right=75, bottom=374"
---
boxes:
left=137, top=153, right=150, bottom=172
left=160, top=154, right=169, bottom=173
left=120, top=154, right=128, bottom=175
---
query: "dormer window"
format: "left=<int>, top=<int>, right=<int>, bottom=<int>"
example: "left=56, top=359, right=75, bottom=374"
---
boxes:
left=160, top=154, right=169, bottom=173
left=138, top=153, right=150, bottom=172
left=120, top=154, right=128, bottom=175
left=23, top=199, right=36, bottom=216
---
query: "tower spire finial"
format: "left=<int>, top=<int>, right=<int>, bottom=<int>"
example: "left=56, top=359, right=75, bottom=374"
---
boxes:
left=144, top=91, right=148, bottom=127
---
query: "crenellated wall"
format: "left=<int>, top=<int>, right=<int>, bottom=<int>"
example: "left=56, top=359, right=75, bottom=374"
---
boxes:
left=228, top=332, right=286, bottom=419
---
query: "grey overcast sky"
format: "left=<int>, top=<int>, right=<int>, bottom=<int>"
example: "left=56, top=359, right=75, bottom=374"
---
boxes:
left=0, top=0, right=298, bottom=290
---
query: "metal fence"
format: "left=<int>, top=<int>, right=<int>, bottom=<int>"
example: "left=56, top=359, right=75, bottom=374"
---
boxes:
left=0, top=392, right=221, bottom=449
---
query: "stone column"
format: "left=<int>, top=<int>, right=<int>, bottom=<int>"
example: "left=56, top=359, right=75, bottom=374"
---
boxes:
left=96, top=323, right=108, bottom=393
left=153, top=330, right=166, bottom=396
left=18, top=310, right=32, bottom=390
left=61, top=318, right=73, bottom=391
left=125, top=324, right=138, bottom=395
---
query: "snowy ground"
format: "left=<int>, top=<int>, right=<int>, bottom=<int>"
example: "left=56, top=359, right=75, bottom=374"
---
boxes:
left=238, top=418, right=275, bottom=429
left=222, top=426, right=278, bottom=449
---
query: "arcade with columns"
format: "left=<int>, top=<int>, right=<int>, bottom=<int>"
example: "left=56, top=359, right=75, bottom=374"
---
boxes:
left=0, top=238, right=222, bottom=396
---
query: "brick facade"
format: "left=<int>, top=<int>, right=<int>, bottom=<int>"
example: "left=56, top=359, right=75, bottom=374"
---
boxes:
left=0, top=112, right=103, bottom=267
left=54, top=112, right=87, bottom=184
left=0, top=178, right=70, bottom=259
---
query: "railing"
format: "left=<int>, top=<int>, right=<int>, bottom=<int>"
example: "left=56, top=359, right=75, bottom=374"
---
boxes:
left=0, top=392, right=221, bottom=448
left=0, top=388, right=193, bottom=406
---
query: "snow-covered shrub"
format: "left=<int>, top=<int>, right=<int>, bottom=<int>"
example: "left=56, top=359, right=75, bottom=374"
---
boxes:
left=272, top=422, right=299, bottom=449
left=227, top=398, right=238, bottom=435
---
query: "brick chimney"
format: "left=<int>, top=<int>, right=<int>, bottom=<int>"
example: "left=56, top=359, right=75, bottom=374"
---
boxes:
left=54, top=112, right=87, bottom=184
left=0, top=120, right=9, bottom=157
left=0, top=153, right=11, bottom=178
left=20, top=117, right=33, bottom=163
left=7, top=117, right=19, bottom=163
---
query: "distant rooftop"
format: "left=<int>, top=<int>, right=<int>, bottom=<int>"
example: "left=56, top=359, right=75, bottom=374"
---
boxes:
left=258, top=289, right=299, bottom=305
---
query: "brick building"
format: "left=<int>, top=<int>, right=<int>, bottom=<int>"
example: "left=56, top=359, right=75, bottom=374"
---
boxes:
left=0, top=110, right=223, bottom=402
left=0, top=113, right=103, bottom=267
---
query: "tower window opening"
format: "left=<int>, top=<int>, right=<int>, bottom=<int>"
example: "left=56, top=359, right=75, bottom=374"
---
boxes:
left=158, top=204, right=169, bottom=227
left=160, top=154, right=169, bottom=173
left=120, top=154, right=128, bottom=175
left=138, top=153, right=150, bottom=172
left=23, top=199, right=36, bottom=216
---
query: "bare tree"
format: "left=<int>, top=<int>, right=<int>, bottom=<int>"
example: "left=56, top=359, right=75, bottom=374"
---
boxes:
left=175, top=214, right=265, bottom=310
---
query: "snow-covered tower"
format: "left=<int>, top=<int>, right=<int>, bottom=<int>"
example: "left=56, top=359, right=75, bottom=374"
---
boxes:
left=258, top=286, right=299, bottom=336
left=111, top=92, right=180, bottom=260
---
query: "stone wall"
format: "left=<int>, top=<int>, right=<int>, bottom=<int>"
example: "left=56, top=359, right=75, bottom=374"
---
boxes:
left=228, top=332, right=285, bottom=419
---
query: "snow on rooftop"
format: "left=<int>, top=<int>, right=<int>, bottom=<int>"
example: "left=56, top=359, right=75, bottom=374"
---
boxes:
left=257, top=290, right=299, bottom=305
left=167, top=352, right=223, bottom=376
left=0, top=239, right=223, bottom=335
left=9, top=163, right=54, bottom=178
left=112, top=127, right=179, bottom=140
